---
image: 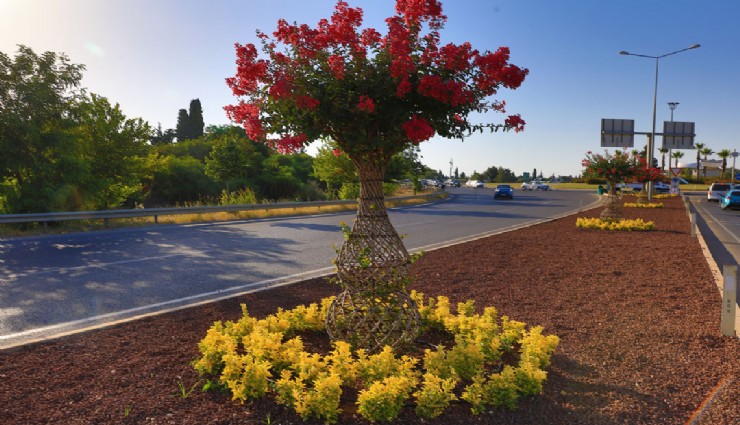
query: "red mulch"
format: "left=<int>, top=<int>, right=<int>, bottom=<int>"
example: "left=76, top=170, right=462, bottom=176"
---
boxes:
left=1, top=196, right=738, bottom=424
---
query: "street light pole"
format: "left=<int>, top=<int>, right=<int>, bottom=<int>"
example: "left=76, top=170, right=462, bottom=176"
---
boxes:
left=667, top=102, right=679, bottom=172
left=619, top=44, right=700, bottom=201
left=668, top=102, right=679, bottom=121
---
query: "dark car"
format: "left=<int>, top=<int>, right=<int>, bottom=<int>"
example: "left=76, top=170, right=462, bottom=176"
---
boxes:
left=494, top=184, right=513, bottom=199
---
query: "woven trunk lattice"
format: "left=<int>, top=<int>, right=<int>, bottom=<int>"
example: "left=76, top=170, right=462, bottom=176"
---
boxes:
left=325, top=154, right=419, bottom=352
left=600, top=193, right=623, bottom=221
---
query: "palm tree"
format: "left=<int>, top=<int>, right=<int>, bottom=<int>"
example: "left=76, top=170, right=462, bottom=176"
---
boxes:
left=701, top=147, right=714, bottom=177
left=717, top=149, right=732, bottom=179
left=658, top=147, right=669, bottom=170
left=694, top=142, right=705, bottom=179
left=671, top=151, right=684, bottom=168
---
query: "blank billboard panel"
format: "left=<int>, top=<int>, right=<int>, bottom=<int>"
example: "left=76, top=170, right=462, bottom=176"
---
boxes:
left=601, top=119, right=635, bottom=147
left=662, top=121, right=695, bottom=149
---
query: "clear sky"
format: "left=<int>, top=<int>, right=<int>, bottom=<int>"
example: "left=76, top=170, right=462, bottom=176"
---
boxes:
left=1, top=0, right=738, bottom=178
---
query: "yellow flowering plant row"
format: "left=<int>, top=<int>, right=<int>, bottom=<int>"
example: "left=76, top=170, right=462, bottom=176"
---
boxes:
left=623, top=202, right=664, bottom=208
left=576, top=217, right=655, bottom=231
left=194, top=292, right=559, bottom=423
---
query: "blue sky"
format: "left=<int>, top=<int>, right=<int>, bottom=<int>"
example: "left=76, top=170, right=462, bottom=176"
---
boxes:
left=1, top=0, right=738, bottom=177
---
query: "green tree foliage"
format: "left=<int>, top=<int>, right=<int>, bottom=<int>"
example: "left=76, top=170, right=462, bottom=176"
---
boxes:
left=189, top=99, right=204, bottom=139
left=144, top=155, right=220, bottom=206
left=312, top=143, right=357, bottom=199
left=150, top=123, right=176, bottom=145
left=175, top=108, right=192, bottom=141
left=0, top=46, right=149, bottom=212
left=72, top=93, right=151, bottom=209
left=0, top=45, right=86, bottom=213
left=204, top=133, right=262, bottom=190
left=480, top=166, right=499, bottom=183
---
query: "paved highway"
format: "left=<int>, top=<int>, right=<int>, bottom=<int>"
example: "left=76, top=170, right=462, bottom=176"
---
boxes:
left=0, top=188, right=599, bottom=348
left=686, top=193, right=740, bottom=270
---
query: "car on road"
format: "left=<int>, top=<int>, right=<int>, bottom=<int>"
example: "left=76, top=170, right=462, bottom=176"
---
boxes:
left=445, top=179, right=461, bottom=188
left=654, top=182, right=670, bottom=193
left=466, top=180, right=484, bottom=188
left=493, top=184, right=513, bottom=199
left=720, top=189, right=740, bottom=210
left=522, top=181, right=550, bottom=191
left=707, top=182, right=735, bottom=202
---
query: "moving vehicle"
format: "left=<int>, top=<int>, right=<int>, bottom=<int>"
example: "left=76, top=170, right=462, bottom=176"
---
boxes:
left=493, top=184, right=513, bottom=199
left=707, top=182, right=735, bottom=202
left=444, top=179, right=461, bottom=188
left=522, top=181, right=550, bottom=191
left=466, top=180, right=484, bottom=188
left=720, top=189, right=740, bottom=210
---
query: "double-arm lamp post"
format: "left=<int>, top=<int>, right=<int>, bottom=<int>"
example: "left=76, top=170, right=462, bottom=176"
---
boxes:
left=619, top=44, right=700, bottom=199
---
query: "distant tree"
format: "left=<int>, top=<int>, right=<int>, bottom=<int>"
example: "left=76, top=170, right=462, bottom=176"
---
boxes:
left=312, top=143, right=356, bottom=199
left=693, top=143, right=705, bottom=178
left=532, top=168, right=537, bottom=180
left=658, top=147, right=668, bottom=170
left=204, top=135, right=262, bottom=191
left=189, top=99, right=205, bottom=139
left=700, top=147, right=713, bottom=177
left=0, top=46, right=87, bottom=213
left=454, top=167, right=459, bottom=179
left=717, top=149, right=732, bottom=178
left=175, top=108, right=192, bottom=141
left=480, top=166, right=499, bottom=182
left=671, top=151, right=684, bottom=168
left=150, top=123, right=176, bottom=145
left=73, top=93, right=151, bottom=209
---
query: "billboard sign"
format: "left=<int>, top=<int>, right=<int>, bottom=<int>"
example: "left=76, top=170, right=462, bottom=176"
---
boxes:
left=601, top=119, right=635, bottom=147
left=662, top=121, right=695, bottom=149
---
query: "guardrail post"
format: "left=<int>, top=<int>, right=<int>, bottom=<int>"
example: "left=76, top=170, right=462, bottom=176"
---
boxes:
left=103, top=218, right=109, bottom=227
left=721, top=265, right=737, bottom=337
left=690, top=213, right=697, bottom=237
left=154, top=215, right=158, bottom=224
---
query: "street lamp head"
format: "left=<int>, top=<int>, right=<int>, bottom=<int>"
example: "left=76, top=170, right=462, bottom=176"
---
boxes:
left=619, top=50, right=630, bottom=55
left=689, top=44, right=701, bottom=49
left=668, top=102, right=679, bottom=110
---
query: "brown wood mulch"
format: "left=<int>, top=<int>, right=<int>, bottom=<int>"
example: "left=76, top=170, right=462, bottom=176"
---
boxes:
left=1, top=196, right=738, bottom=424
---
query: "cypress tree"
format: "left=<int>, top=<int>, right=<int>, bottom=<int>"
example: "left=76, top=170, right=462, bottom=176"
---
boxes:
left=189, top=99, right=204, bottom=139
left=176, top=108, right=191, bottom=141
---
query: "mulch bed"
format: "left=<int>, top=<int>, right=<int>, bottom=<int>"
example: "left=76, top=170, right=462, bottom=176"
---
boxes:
left=1, top=196, right=738, bottom=424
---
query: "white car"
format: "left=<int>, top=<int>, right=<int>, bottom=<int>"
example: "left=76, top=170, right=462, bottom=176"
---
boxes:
left=707, top=182, right=735, bottom=202
left=466, top=180, right=484, bottom=188
left=522, top=181, right=549, bottom=191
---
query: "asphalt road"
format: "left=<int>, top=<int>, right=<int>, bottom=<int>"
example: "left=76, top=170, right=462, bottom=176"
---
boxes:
left=0, top=188, right=599, bottom=348
left=686, top=192, right=740, bottom=270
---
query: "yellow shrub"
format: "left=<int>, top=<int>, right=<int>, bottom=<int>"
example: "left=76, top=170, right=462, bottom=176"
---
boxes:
left=624, top=202, right=663, bottom=208
left=195, top=291, right=560, bottom=422
left=576, top=217, right=655, bottom=231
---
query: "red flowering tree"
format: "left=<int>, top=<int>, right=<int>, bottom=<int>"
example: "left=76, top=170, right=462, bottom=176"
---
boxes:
left=582, top=150, right=643, bottom=220
left=226, top=0, right=528, bottom=351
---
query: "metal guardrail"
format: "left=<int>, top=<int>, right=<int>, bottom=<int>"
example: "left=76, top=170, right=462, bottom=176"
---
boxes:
left=0, top=191, right=446, bottom=225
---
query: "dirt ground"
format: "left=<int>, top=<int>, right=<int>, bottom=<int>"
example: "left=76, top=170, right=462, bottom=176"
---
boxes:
left=1, top=195, right=738, bottom=424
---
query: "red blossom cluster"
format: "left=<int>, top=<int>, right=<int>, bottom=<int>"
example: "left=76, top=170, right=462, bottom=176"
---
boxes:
left=417, top=75, right=473, bottom=106
left=582, top=150, right=641, bottom=184
left=225, top=0, right=528, bottom=155
left=268, top=133, right=308, bottom=154
left=402, top=115, right=435, bottom=144
left=504, top=114, right=526, bottom=133
left=357, top=95, right=375, bottom=113
left=224, top=102, right=264, bottom=141
left=296, top=95, right=320, bottom=110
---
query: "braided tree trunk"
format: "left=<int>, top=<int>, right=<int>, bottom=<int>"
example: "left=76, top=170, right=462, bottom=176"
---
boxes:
left=600, top=181, right=623, bottom=221
left=325, top=152, right=420, bottom=353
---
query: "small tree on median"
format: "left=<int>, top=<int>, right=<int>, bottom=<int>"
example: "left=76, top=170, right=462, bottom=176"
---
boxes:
left=581, top=150, right=640, bottom=220
left=225, top=0, right=527, bottom=351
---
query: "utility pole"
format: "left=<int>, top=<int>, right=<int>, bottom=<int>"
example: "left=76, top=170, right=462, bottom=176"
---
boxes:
left=449, top=158, right=453, bottom=179
left=667, top=102, right=678, bottom=172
